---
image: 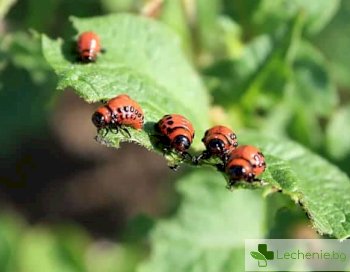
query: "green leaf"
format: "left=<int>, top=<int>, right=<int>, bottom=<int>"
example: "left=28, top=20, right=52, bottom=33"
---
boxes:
left=216, top=16, right=243, bottom=59
left=286, top=106, right=323, bottom=150
left=0, top=212, right=25, bottom=272
left=53, top=225, right=90, bottom=272
left=293, top=0, right=340, bottom=35
left=159, top=0, right=193, bottom=58
left=254, top=0, right=340, bottom=35
left=196, top=0, right=223, bottom=56
left=261, top=42, right=337, bottom=150
left=25, top=0, right=59, bottom=32
left=314, top=0, right=350, bottom=88
left=100, top=0, right=136, bottom=13
left=17, top=227, right=76, bottom=272
left=292, top=42, right=338, bottom=117
left=204, top=13, right=303, bottom=113
left=138, top=169, right=266, bottom=272
left=123, top=214, right=154, bottom=242
left=240, top=132, right=350, bottom=240
left=7, top=31, right=54, bottom=83
left=86, top=243, right=143, bottom=272
left=326, top=105, right=350, bottom=160
left=250, top=251, right=266, bottom=261
left=222, top=0, right=261, bottom=39
left=0, top=0, right=16, bottom=19
left=259, top=101, right=292, bottom=138
left=42, top=14, right=210, bottom=165
left=0, top=32, right=56, bottom=158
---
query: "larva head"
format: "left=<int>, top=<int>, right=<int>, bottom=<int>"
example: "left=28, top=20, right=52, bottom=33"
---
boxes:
left=92, top=106, right=111, bottom=128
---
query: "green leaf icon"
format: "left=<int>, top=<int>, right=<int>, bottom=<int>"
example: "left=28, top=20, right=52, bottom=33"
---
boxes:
left=250, top=251, right=268, bottom=267
left=250, top=251, right=266, bottom=261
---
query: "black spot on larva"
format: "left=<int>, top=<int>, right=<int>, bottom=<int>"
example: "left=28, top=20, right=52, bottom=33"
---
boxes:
left=165, top=115, right=172, bottom=120
left=162, top=125, right=167, bottom=129
left=167, top=127, right=173, bottom=134
left=117, top=108, right=122, bottom=113
left=138, top=113, right=142, bottom=118
left=230, top=134, right=236, bottom=139
left=135, top=110, right=138, bottom=114
left=167, top=120, right=174, bottom=125
left=124, top=106, right=130, bottom=111
left=130, top=106, right=134, bottom=112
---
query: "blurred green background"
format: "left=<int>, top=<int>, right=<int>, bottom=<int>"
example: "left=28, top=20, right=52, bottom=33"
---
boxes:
left=0, top=0, right=350, bottom=271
